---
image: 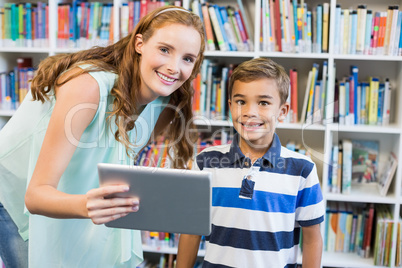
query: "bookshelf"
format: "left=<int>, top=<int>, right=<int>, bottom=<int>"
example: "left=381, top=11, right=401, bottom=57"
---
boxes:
left=1, top=0, right=402, bottom=267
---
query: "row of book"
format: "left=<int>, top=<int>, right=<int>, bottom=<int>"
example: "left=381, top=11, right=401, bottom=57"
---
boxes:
left=336, top=74, right=391, bottom=126
left=325, top=202, right=375, bottom=258
left=57, top=2, right=114, bottom=49
left=192, top=59, right=233, bottom=120
left=373, top=204, right=395, bottom=266
left=192, top=60, right=303, bottom=125
left=299, top=62, right=394, bottom=126
left=0, top=2, right=48, bottom=48
left=190, top=0, right=254, bottom=52
left=396, top=219, right=402, bottom=267
left=261, top=1, right=330, bottom=53
left=328, top=139, right=398, bottom=197
left=0, top=58, right=34, bottom=111
left=121, top=0, right=182, bottom=39
left=334, top=4, right=402, bottom=56
left=0, top=0, right=182, bottom=49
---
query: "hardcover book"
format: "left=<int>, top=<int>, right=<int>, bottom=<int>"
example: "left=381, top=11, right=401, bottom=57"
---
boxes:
left=351, top=140, right=379, bottom=184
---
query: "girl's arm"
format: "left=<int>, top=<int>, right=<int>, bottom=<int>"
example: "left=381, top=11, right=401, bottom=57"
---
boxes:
left=176, top=234, right=201, bottom=268
left=25, top=69, right=138, bottom=224
left=301, top=224, right=323, bottom=267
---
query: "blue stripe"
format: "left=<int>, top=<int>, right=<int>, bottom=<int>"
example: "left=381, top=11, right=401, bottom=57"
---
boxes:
left=296, top=183, right=323, bottom=208
left=203, top=260, right=297, bottom=268
left=213, top=188, right=297, bottom=213
left=206, top=224, right=300, bottom=251
left=199, top=149, right=315, bottom=180
left=259, top=157, right=314, bottom=179
left=299, top=215, right=324, bottom=227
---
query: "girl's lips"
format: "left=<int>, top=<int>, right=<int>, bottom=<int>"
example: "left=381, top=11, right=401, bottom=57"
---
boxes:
left=156, top=71, right=177, bottom=85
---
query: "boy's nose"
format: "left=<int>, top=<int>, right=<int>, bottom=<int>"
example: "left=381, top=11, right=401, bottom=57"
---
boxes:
left=242, top=104, right=258, bottom=117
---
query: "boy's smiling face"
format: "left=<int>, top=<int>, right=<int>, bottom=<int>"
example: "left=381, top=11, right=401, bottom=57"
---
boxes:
left=229, top=78, right=289, bottom=153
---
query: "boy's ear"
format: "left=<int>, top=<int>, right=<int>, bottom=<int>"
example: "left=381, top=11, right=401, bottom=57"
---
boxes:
left=228, top=99, right=232, bottom=109
left=134, top=34, right=144, bottom=54
left=277, top=102, right=290, bottom=121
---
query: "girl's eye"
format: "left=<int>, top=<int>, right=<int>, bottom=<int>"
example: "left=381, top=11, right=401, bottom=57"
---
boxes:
left=235, top=100, right=245, bottom=105
left=160, top=48, right=168, bottom=53
left=183, top=57, right=195, bottom=63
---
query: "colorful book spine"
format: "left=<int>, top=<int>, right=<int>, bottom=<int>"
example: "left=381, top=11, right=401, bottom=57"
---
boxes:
left=322, top=3, right=329, bottom=52
left=201, top=3, right=216, bottom=51
left=364, top=10, right=372, bottom=55
left=368, top=77, right=379, bottom=125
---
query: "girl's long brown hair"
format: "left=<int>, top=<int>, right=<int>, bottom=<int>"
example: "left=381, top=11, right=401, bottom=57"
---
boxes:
left=30, top=6, right=205, bottom=169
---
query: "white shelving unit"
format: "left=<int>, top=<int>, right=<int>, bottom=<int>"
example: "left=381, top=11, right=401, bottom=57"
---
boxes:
left=1, top=0, right=402, bottom=267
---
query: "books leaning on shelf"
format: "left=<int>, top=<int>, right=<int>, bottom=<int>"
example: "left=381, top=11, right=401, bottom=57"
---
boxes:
left=377, top=151, right=398, bottom=196
left=305, top=63, right=394, bottom=126
left=190, top=0, right=253, bottom=52
left=300, top=61, right=330, bottom=125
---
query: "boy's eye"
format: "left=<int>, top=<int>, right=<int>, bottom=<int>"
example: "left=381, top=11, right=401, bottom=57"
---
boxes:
left=235, top=100, right=245, bottom=105
left=259, top=101, right=269, bottom=106
left=160, top=47, right=169, bottom=53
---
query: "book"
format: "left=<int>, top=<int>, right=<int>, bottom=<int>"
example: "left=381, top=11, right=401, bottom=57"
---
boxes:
left=356, top=5, right=367, bottom=54
left=382, top=78, right=391, bottom=125
left=208, top=4, right=228, bottom=51
left=201, top=3, right=216, bottom=51
left=383, top=6, right=394, bottom=55
left=342, top=139, right=352, bottom=194
left=378, top=152, right=398, bottom=196
left=351, top=140, right=379, bottom=184
left=300, top=70, right=312, bottom=124
left=289, top=69, right=298, bottom=123
left=334, top=5, right=341, bottom=54
left=349, top=10, right=357, bottom=54
left=363, top=203, right=375, bottom=258
left=364, top=10, right=372, bottom=55
left=322, top=3, right=329, bottom=52
left=368, top=77, right=379, bottom=125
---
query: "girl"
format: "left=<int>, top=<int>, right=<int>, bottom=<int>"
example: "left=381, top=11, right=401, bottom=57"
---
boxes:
left=0, top=6, right=205, bottom=267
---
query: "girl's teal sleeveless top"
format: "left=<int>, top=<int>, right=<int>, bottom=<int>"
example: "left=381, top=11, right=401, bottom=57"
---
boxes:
left=0, top=65, right=170, bottom=267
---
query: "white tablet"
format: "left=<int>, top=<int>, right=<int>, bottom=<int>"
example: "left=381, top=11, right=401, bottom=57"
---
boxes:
left=98, top=163, right=212, bottom=236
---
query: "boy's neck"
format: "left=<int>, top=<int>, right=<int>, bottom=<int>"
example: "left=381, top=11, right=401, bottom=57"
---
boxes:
left=238, top=139, right=272, bottom=164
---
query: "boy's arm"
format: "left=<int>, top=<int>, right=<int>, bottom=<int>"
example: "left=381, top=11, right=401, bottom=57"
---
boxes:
left=301, top=224, right=323, bottom=268
left=176, top=234, right=201, bottom=268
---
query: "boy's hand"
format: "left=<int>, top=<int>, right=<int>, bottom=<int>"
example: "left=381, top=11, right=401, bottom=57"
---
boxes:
left=302, top=224, right=323, bottom=268
left=85, top=185, right=139, bottom=225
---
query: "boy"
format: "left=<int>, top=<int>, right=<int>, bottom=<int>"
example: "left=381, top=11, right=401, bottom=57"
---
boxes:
left=177, top=58, right=324, bottom=267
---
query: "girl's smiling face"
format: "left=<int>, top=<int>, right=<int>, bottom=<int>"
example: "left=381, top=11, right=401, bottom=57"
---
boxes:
left=135, top=23, right=201, bottom=105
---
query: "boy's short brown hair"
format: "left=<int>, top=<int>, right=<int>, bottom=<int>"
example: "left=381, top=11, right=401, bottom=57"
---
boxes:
left=228, top=58, right=290, bottom=104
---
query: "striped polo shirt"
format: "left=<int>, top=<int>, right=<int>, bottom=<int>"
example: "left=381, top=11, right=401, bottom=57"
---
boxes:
left=196, top=133, right=325, bottom=268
